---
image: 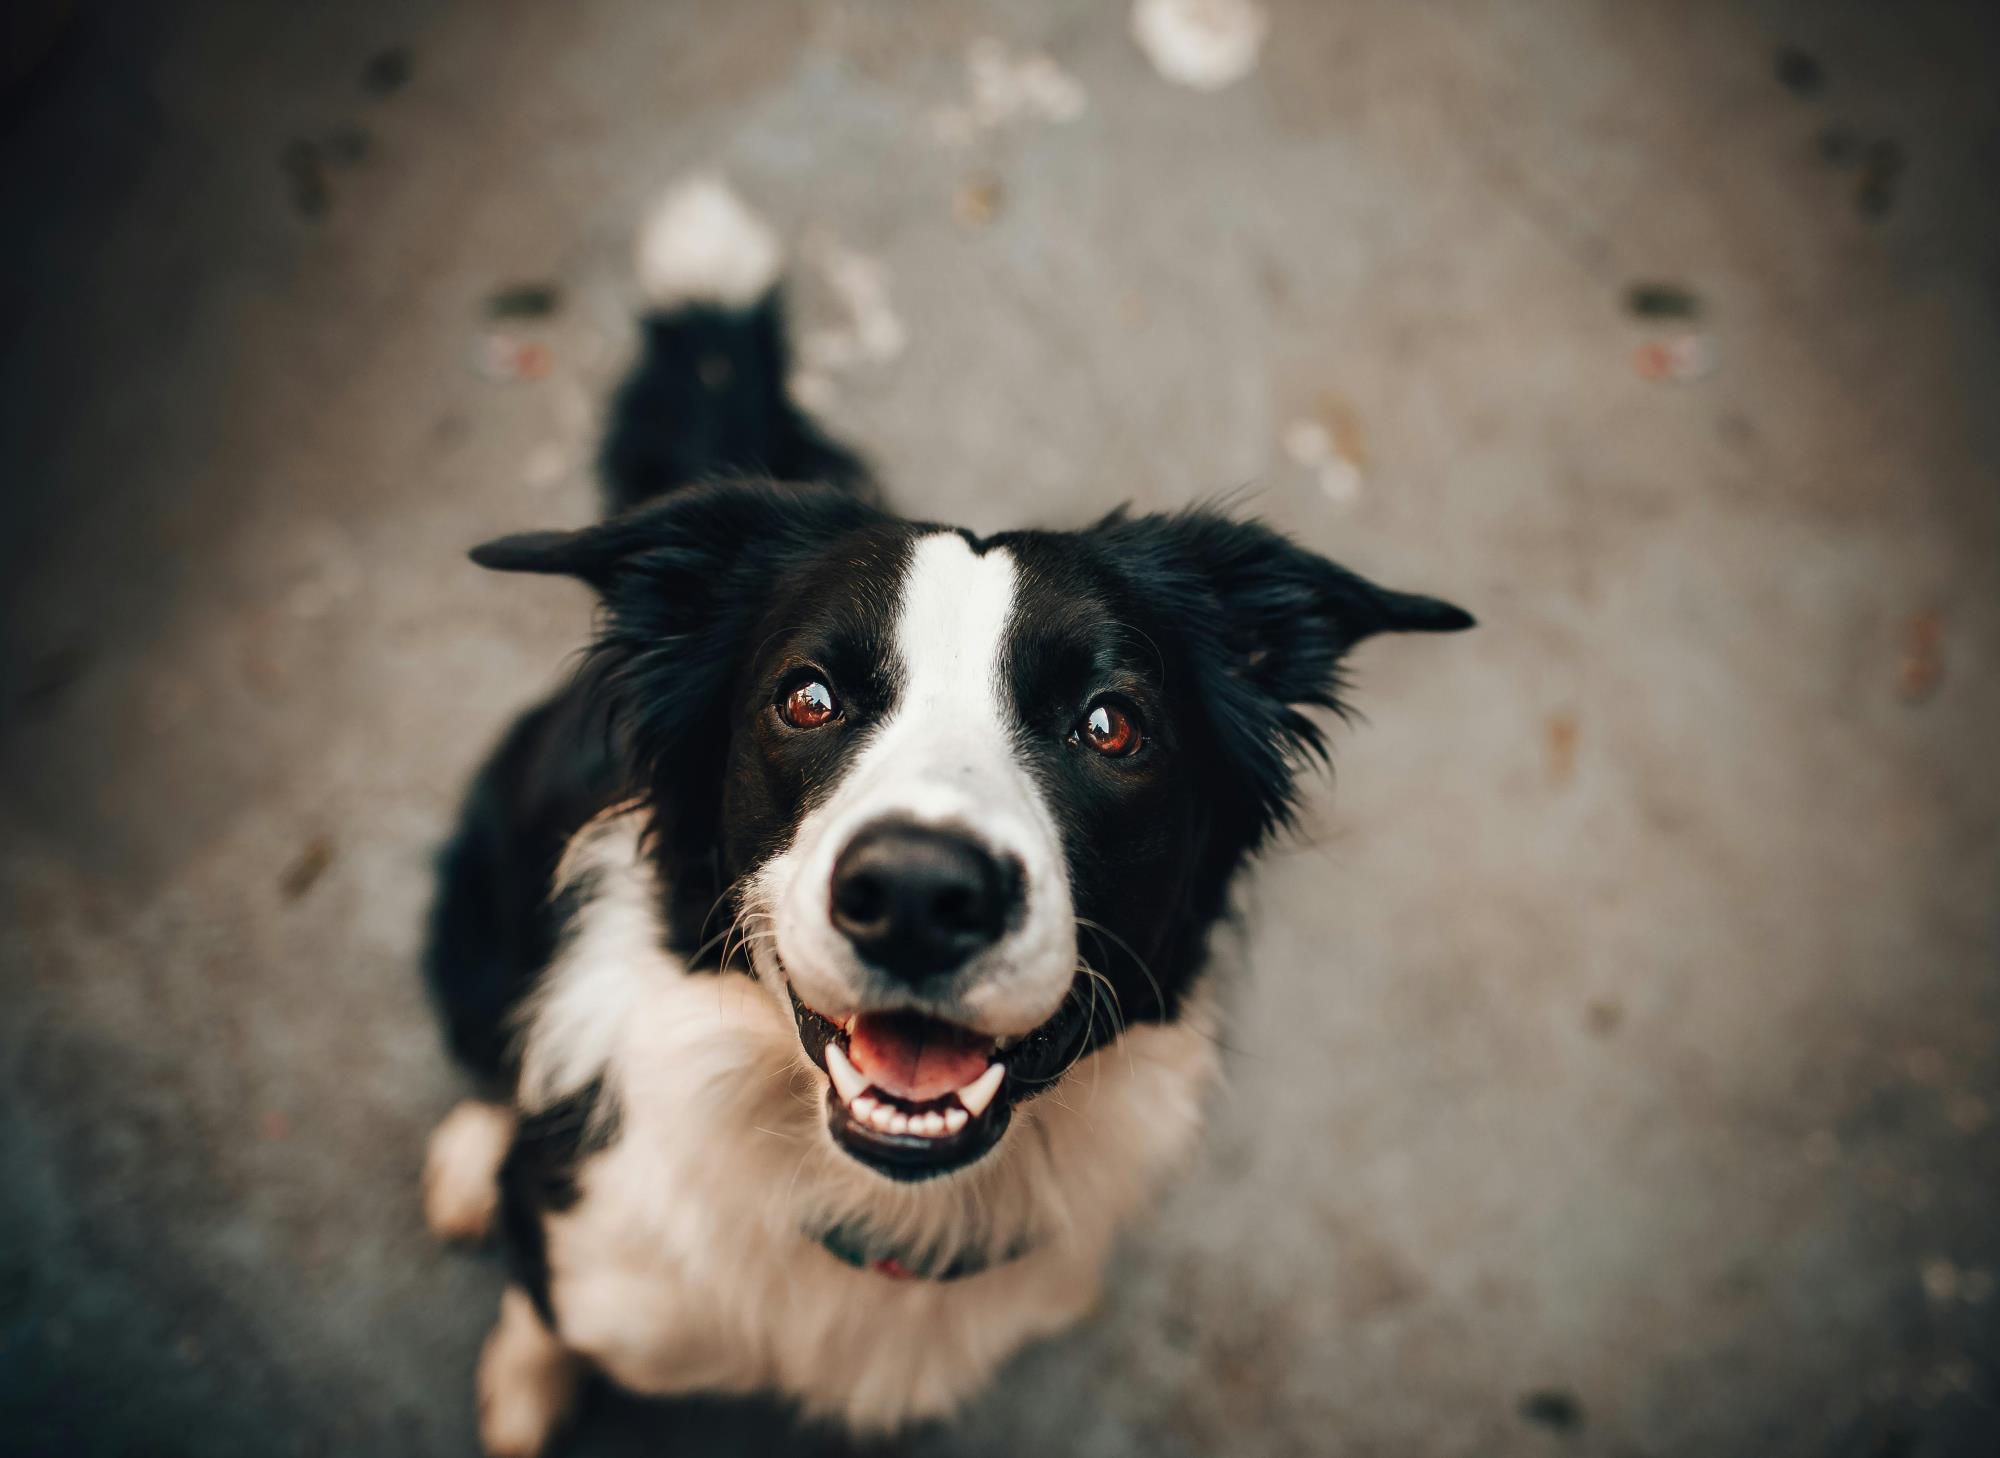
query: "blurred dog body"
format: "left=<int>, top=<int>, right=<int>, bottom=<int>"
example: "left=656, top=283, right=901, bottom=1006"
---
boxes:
left=421, top=178, right=1471, bottom=1453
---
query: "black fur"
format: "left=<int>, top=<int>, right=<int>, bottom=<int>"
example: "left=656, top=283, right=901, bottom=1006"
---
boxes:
left=497, top=1081, right=619, bottom=1328
left=598, top=295, right=869, bottom=515
left=422, top=687, right=626, bottom=1081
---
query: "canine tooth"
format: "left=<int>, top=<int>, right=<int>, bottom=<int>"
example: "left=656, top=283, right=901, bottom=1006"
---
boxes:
left=850, top=1095, right=878, bottom=1120
left=943, top=1106, right=968, bottom=1134
left=957, top=1063, right=1006, bottom=1117
left=869, top=1105, right=897, bottom=1131
left=888, top=1112, right=911, bottom=1135
left=824, top=1043, right=867, bottom=1103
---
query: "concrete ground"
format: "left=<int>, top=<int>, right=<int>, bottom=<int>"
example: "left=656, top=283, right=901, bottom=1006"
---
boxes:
left=3, top=1, right=1997, bottom=1454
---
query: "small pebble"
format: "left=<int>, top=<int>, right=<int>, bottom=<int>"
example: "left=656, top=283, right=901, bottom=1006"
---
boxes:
left=322, top=125, right=373, bottom=165
left=521, top=442, right=570, bottom=491
left=1945, top=1093, right=1988, bottom=1134
left=1545, top=711, right=1580, bottom=787
left=471, top=333, right=554, bottom=383
left=1773, top=47, right=1825, bottom=97
left=1857, top=137, right=1905, bottom=219
left=1517, top=1388, right=1584, bottom=1432
left=1903, top=1045, right=1947, bottom=1085
left=1815, top=125, right=1863, bottom=166
left=485, top=282, right=564, bottom=320
left=953, top=174, right=1005, bottom=228
left=361, top=46, right=413, bottom=96
left=280, top=139, right=330, bottom=219
left=1920, top=1259, right=1958, bottom=1303
left=1624, top=282, right=1702, bottom=320
left=279, top=836, right=334, bottom=901
left=1895, top=611, right=1944, bottom=704
left=1633, top=334, right=1716, bottom=383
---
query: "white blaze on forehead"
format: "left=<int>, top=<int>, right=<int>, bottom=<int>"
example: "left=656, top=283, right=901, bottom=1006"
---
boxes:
left=764, top=530, right=1079, bottom=1036
left=894, top=532, right=1015, bottom=729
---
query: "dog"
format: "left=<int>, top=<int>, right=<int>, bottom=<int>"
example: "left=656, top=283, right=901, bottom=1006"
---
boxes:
left=419, top=177, right=1473, bottom=1455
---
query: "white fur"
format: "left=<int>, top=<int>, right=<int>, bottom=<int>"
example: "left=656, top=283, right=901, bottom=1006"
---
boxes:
left=424, top=1099, right=516, bottom=1242
left=634, top=175, right=784, bottom=311
left=478, top=1287, right=580, bottom=1458
left=762, top=531, right=1078, bottom=1036
left=500, top=811, right=1218, bottom=1435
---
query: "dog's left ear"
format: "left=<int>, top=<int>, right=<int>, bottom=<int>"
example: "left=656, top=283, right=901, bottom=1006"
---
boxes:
left=1095, top=508, right=1473, bottom=837
left=1097, top=508, right=1473, bottom=693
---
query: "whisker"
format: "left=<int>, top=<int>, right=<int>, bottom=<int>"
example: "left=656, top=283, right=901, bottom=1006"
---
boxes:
left=1075, top=916, right=1167, bottom=1020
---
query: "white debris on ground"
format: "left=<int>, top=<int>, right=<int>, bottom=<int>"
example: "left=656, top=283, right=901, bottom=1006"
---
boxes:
left=929, top=37, right=1087, bottom=147
left=1282, top=395, right=1367, bottom=507
left=520, top=441, right=571, bottom=492
left=1282, top=418, right=1364, bottom=506
left=1131, top=0, right=1269, bottom=92
left=797, top=230, right=908, bottom=381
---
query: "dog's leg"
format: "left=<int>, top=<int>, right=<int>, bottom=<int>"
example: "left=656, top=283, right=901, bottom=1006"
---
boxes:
left=478, top=1286, right=581, bottom=1458
left=423, top=1099, right=517, bottom=1242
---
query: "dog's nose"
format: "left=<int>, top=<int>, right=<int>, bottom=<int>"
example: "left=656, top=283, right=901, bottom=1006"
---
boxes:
left=829, top=821, right=1016, bottom=981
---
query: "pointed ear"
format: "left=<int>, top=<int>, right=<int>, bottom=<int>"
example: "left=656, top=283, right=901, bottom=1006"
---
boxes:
left=1110, top=509, right=1473, bottom=701
left=1093, top=508, right=1473, bottom=837
left=469, top=526, right=624, bottom=587
left=468, top=480, right=881, bottom=598
left=466, top=479, right=885, bottom=784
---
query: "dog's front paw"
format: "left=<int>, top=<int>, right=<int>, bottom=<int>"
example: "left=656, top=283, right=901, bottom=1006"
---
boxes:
left=423, top=1099, right=515, bottom=1243
left=478, top=1288, right=580, bottom=1457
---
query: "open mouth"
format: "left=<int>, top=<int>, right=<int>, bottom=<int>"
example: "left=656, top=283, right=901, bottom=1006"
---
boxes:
left=788, top=982, right=1093, bottom=1181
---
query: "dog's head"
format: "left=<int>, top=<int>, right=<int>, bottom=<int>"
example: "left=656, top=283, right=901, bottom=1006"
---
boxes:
left=475, top=482, right=1471, bottom=1182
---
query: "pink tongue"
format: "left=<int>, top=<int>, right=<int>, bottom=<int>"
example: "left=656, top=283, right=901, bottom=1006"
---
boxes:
left=848, top=1013, right=992, bottom=1102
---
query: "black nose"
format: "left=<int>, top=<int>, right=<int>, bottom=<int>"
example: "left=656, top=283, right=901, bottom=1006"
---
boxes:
left=829, top=821, right=1017, bottom=981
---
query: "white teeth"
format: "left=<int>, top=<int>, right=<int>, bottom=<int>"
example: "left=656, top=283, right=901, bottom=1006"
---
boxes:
left=957, top=1062, right=1006, bottom=1117
left=824, top=1043, right=867, bottom=1103
left=837, top=1064, right=995, bottom=1139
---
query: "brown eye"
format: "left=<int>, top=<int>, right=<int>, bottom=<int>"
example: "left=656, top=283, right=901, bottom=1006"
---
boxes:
left=779, top=678, right=839, bottom=729
left=1073, top=700, right=1143, bottom=757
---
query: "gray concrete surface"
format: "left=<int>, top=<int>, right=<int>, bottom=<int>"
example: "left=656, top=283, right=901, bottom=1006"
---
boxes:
left=3, top=2, right=1997, bottom=1454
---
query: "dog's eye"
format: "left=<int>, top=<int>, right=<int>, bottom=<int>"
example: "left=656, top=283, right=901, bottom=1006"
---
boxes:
left=778, top=677, right=839, bottom=729
left=1070, top=699, right=1143, bottom=757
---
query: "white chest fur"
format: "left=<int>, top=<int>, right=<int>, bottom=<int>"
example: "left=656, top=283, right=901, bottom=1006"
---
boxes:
left=518, top=815, right=1218, bottom=1434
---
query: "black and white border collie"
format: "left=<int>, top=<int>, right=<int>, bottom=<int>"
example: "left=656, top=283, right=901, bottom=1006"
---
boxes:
left=420, top=178, right=1473, bottom=1455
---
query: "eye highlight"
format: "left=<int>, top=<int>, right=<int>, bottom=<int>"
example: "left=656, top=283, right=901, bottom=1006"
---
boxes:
left=1070, top=699, right=1144, bottom=758
left=777, top=676, right=840, bottom=730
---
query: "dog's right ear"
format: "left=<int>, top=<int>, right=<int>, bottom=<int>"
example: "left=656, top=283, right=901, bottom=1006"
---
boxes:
left=469, top=480, right=884, bottom=785
left=472, top=479, right=863, bottom=589
left=470, top=479, right=880, bottom=597
left=468, top=527, right=620, bottom=585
